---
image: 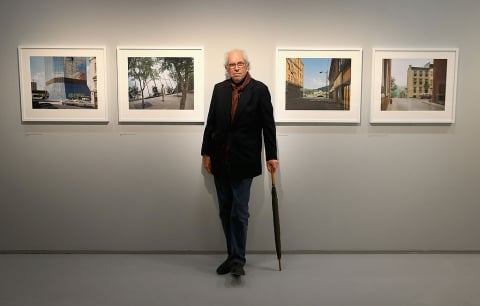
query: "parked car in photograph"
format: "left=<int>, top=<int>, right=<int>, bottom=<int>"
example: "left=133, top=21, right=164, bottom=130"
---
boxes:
left=32, top=90, right=50, bottom=107
left=61, top=97, right=95, bottom=108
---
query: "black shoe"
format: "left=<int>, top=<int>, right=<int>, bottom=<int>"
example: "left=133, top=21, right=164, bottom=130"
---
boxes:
left=216, top=260, right=233, bottom=275
left=231, top=264, right=245, bottom=277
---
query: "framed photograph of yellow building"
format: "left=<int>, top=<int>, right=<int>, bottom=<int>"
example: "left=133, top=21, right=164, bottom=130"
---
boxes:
left=275, top=48, right=362, bottom=123
left=370, top=48, right=458, bottom=123
left=18, top=47, right=108, bottom=122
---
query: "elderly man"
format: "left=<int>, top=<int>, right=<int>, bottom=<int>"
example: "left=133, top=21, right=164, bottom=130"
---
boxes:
left=201, top=49, right=279, bottom=277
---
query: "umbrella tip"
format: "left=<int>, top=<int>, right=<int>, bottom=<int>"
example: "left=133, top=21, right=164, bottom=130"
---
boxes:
left=278, top=260, right=282, bottom=271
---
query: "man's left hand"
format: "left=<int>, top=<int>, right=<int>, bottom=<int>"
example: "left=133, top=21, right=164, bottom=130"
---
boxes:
left=267, top=159, right=279, bottom=173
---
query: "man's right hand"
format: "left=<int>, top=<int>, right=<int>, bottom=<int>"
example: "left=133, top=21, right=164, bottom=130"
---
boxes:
left=202, top=155, right=212, bottom=174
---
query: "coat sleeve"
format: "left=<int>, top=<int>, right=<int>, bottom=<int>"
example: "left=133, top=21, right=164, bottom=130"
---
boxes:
left=201, top=85, right=218, bottom=157
left=259, top=83, right=278, bottom=161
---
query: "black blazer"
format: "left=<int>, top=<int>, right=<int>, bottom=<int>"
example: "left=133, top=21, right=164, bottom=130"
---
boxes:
left=201, top=78, right=277, bottom=179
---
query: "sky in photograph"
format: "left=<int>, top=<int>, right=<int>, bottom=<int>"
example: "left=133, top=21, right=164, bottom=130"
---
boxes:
left=302, top=58, right=331, bottom=89
left=30, top=57, right=46, bottom=89
left=391, top=58, right=433, bottom=87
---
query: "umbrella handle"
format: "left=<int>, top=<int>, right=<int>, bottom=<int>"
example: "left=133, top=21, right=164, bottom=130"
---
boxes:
left=271, top=170, right=276, bottom=186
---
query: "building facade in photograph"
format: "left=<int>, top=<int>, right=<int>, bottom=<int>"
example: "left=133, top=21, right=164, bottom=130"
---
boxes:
left=406, top=63, right=433, bottom=99
left=88, top=57, right=98, bottom=108
left=328, top=58, right=351, bottom=110
left=286, top=58, right=304, bottom=99
left=431, top=59, right=447, bottom=105
left=44, top=57, right=90, bottom=100
left=381, top=59, right=392, bottom=111
left=406, top=59, right=447, bottom=105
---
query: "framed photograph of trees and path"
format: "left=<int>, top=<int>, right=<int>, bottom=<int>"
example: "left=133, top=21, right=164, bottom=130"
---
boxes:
left=275, top=48, right=362, bottom=123
left=117, top=47, right=204, bottom=123
left=370, top=48, right=458, bottom=124
left=18, top=47, right=108, bottom=122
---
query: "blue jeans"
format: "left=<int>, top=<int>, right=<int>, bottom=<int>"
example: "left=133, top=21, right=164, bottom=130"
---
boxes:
left=214, top=175, right=253, bottom=266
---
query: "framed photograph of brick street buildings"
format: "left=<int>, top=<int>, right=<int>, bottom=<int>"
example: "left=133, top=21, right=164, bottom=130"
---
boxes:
left=370, top=48, right=458, bottom=123
left=117, top=47, right=204, bottom=122
left=275, top=48, right=362, bottom=123
left=18, top=47, right=107, bottom=122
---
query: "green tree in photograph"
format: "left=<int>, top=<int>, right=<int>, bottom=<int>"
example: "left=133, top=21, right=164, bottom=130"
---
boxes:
left=160, top=58, right=194, bottom=110
left=390, top=77, right=398, bottom=98
left=128, top=57, right=156, bottom=109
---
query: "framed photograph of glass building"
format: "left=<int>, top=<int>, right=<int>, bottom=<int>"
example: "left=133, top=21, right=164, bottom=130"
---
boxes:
left=116, top=47, right=204, bottom=122
left=370, top=48, right=458, bottom=123
left=275, top=48, right=362, bottom=123
left=18, top=47, right=107, bottom=122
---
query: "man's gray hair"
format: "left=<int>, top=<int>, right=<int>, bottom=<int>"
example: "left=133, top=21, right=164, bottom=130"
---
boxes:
left=224, top=49, right=250, bottom=66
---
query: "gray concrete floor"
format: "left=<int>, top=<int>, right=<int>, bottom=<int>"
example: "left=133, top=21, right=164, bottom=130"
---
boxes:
left=1, top=253, right=479, bottom=306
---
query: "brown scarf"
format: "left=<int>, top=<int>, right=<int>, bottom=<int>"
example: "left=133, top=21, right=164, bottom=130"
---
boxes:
left=229, top=72, right=251, bottom=120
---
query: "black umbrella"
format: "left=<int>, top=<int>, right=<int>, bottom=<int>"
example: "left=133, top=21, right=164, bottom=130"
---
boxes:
left=271, top=170, right=282, bottom=271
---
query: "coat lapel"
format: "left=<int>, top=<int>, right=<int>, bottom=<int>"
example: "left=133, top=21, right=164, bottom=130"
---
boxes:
left=221, top=82, right=233, bottom=125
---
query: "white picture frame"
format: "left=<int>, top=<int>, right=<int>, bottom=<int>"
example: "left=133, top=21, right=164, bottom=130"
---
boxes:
left=370, top=48, right=458, bottom=124
left=18, top=46, right=108, bottom=122
left=275, top=48, right=363, bottom=123
left=117, top=47, right=204, bottom=123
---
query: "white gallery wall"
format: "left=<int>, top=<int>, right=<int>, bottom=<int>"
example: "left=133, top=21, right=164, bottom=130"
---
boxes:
left=1, top=0, right=479, bottom=252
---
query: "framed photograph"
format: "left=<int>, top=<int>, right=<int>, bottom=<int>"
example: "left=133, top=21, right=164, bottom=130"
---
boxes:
left=117, top=47, right=204, bottom=122
left=18, top=47, right=108, bottom=122
left=370, top=48, right=458, bottom=123
left=275, top=48, right=363, bottom=123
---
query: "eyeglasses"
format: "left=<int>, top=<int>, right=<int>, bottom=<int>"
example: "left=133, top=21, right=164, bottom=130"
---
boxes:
left=226, top=62, right=247, bottom=69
